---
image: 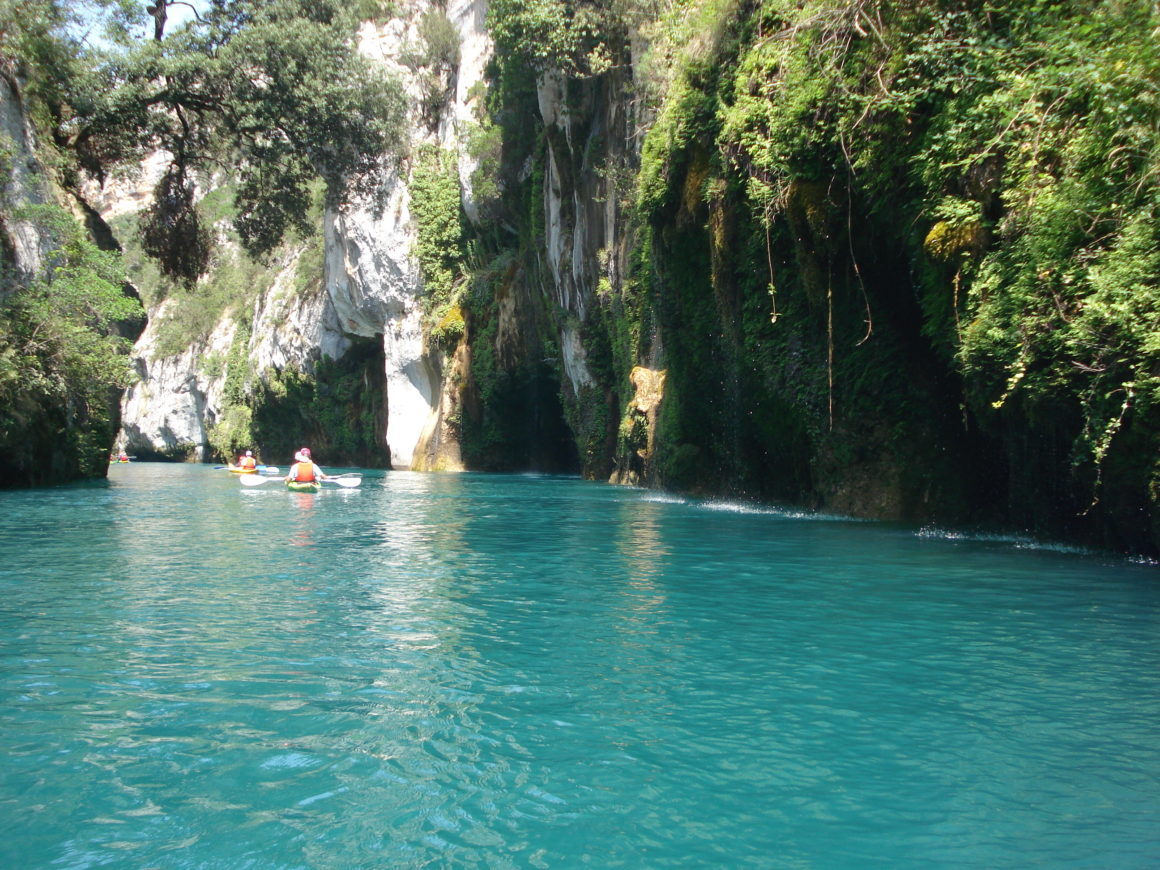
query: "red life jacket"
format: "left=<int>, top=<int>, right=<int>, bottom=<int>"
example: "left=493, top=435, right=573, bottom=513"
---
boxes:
left=294, top=461, right=316, bottom=482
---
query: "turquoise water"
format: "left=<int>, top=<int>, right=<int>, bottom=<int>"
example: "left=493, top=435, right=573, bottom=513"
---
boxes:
left=2, top=464, right=1159, bottom=869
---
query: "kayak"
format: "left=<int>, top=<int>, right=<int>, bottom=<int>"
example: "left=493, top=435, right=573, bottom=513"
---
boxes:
left=227, top=466, right=257, bottom=474
left=239, top=474, right=361, bottom=490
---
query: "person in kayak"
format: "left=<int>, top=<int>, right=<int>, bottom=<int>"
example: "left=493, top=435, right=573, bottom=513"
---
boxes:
left=285, top=448, right=327, bottom=484
left=237, top=450, right=258, bottom=471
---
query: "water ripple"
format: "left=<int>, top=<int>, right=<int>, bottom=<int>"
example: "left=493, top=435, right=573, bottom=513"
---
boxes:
left=1, top=465, right=1158, bottom=868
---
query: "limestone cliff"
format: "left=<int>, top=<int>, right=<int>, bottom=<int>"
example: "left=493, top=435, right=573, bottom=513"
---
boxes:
left=0, top=71, right=56, bottom=292
left=101, top=0, right=1160, bottom=556
left=115, top=0, right=490, bottom=469
left=111, top=0, right=634, bottom=476
left=118, top=240, right=343, bottom=460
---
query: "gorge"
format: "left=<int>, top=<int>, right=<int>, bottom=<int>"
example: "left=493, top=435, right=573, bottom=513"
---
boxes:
left=2, top=0, right=1159, bottom=557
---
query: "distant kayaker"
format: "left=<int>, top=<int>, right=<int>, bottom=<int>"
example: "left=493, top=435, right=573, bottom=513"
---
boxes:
left=237, top=450, right=258, bottom=471
left=285, top=448, right=327, bottom=484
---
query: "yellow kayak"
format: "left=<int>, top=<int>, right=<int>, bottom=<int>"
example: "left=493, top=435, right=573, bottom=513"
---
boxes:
left=227, top=465, right=257, bottom=474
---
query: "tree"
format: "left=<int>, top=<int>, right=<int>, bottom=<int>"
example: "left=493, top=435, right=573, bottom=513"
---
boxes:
left=62, top=0, right=408, bottom=280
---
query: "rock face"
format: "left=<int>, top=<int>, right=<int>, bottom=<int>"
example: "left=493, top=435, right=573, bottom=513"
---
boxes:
left=117, top=1, right=491, bottom=468
left=113, top=0, right=638, bottom=474
left=120, top=243, right=341, bottom=460
left=119, top=307, right=238, bottom=461
left=0, top=71, right=56, bottom=290
left=112, top=1, right=648, bottom=477
left=533, top=67, right=645, bottom=479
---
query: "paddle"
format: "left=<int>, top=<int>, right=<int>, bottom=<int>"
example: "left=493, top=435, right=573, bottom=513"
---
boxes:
left=238, top=473, right=362, bottom=488
left=324, top=475, right=362, bottom=488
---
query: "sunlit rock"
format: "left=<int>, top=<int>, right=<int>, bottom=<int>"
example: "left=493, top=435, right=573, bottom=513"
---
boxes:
left=0, top=73, right=56, bottom=286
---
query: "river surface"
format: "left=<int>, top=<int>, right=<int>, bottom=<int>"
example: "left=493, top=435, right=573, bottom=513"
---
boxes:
left=2, top=463, right=1159, bottom=869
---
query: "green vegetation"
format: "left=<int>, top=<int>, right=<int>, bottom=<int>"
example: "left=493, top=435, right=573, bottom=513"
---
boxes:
left=409, top=145, right=468, bottom=348
left=465, top=103, right=504, bottom=214
left=204, top=334, right=388, bottom=467
left=0, top=205, right=143, bottom=482
left=119, top=181, right=326, bottom=360
left=485, top=0, right=633, bottom=76
left=205, top=321, right=255, bottom=460
left=5, top=0, right=1160, bottom=551
left=0, top=0, right=407, bottom=485
left=250, top=337, right=388, bottom=467
left=461, top=0, right=1160, bottom=551
left=403, top=10, right=462, bottom=126
left=628, top=0, right=1160, bottom=544
left=0, top=3, right=149, bottom=484
left=58, top=0, right=406, bottom=280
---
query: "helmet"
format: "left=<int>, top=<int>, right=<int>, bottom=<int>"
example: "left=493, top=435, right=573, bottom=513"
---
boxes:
left=245, top=450, right=253, bottom=456
left=300, top=447, right=311, bottom=458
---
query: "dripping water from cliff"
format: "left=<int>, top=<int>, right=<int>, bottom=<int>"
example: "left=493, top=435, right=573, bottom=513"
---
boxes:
left=461, top=358, right=580, bottom=474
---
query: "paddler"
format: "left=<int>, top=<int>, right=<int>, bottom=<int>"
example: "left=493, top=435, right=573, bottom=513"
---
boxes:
left=237, top=450, right=258, bottom=471
left=285, top=448, right=328, bottom=485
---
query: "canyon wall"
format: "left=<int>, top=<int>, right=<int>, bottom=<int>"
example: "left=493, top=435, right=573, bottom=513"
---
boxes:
left=116, top=0, right=491, bottom=470
left=101, top=1, right=1160, bottom=556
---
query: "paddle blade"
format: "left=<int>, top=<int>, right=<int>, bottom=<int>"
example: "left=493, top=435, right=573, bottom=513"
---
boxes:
left=238, top=474, right=272, bottom=486
left=326, top=477, right=362, bottom=488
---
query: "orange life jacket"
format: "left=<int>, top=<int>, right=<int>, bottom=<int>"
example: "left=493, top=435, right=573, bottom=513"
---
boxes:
left=240, top=456, right=257, bottom=470
left=294, top=460, right=316, bottom=482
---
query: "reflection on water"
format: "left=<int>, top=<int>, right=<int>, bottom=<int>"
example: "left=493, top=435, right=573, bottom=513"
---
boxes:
left=289, top=490, right=318, bottom=547
left=1, top=464, right=1159, bottom=869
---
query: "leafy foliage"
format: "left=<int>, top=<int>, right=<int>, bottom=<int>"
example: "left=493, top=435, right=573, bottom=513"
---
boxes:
left=60, top=0, right=407, bottom=279
left=205, top=319, right=254, bottom=459
left=121, top=179, right=323, bottom=360
left=0, top=205, right=143, bottom=481
left=486, top=0, right=633, bottom=76
left=627, top=0, right=1160, bottom=543
left=409, top=145, right=467, bottom=347
left=248, top=337, right=388, bottom=467
left=138, top=163, right=211, bottom=283
left=402, top=10, right=462, bottom=125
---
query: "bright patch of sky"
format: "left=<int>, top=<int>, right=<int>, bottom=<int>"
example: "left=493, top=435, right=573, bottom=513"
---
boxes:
left=69, top=0, right=207, bottom=50
left=153, top=0, right=207, bottom=31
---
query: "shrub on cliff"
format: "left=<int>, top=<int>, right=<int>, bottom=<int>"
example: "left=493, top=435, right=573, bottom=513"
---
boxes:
left=0, top=205, right=142, bottom=483
left=632, top=0, right=1160, bottom=548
